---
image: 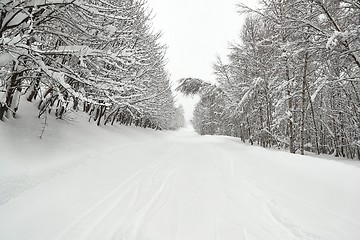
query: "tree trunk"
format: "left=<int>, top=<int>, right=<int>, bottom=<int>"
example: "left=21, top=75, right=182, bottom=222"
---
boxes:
left=26, top=77, right=40, bottom=102
left=286, top=64, right=295, bottom=154
left=300, top=52, right=309, bottom=155
left=305, top=80, right=320, bottom=154
left=0, top=103, right=6, bottom=121
left=1, top=62, right=22, bottom=120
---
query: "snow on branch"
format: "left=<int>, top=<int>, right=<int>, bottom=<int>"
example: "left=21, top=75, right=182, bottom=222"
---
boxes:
left=175, top=78, right=211, bottom=96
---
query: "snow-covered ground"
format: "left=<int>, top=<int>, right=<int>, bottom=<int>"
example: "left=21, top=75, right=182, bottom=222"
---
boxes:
left=1, top=103, right=360, bottom=240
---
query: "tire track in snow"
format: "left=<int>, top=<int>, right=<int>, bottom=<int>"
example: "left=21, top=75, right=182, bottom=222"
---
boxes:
left=263, top=200, right=321, bottom=240
left=219, top=149, right=322, bottom=240
left=54, top=144, right=179, bottom=240
left=118, top=167, right=178, bottom=240
left=0, top=139, right=159, bottom=206
left=208, top=146, right=321, bottom=240
left=199, top=145, right=253, bottom=240
left=98, top=146, right=181, bottom=240
left=259, top=181, right=360, bottom=230
left=243, top=227, right=250, bottom=240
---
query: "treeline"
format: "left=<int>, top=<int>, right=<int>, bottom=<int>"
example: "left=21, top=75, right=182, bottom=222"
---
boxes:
left=182, top=0, right=360, bottom=159
left=0, top=0, right=184, bottom=130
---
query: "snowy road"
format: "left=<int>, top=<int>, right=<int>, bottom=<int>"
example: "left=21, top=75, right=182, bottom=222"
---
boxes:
left=1, top=125, right=360, bottom=240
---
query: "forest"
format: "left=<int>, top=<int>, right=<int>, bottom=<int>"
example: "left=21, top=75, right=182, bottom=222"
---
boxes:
left=178, top=0, right=360, bottom=159
left=1, top=0, right=359, bottom=160
left=0, top=0, right=185, bottom=130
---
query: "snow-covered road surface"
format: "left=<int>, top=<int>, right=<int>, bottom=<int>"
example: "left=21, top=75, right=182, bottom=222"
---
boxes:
left=1, top=121, right=360, bottom=240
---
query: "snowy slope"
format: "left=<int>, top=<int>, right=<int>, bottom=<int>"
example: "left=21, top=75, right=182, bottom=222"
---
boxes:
left=1, top=103, right=360, bottom=240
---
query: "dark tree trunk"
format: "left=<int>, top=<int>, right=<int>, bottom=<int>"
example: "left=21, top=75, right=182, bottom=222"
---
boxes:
left=1, top=63, right=22, bottom=120
left=26, top=78, right=40, bottom=102
left=300, top=52, right=309, bottom=155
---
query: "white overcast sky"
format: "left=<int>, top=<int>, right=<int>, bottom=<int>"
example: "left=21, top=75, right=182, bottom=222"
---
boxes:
left=146, top=0, right=259, bottom=120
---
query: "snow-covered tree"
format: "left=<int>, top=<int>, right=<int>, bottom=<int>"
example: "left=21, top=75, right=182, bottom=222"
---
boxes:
left=189, top=0, right=360, bottom=159
left=0, top=0, right=182, bottom=130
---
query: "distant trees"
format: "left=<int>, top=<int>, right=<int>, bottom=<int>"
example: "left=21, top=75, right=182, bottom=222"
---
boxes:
left=185, top=0, right=360, bottom=159
left=0, top=0, right=182, bottom=130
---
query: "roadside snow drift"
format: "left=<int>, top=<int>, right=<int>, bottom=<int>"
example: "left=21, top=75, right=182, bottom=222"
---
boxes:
left=1, top=103, right=360, bottom=240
